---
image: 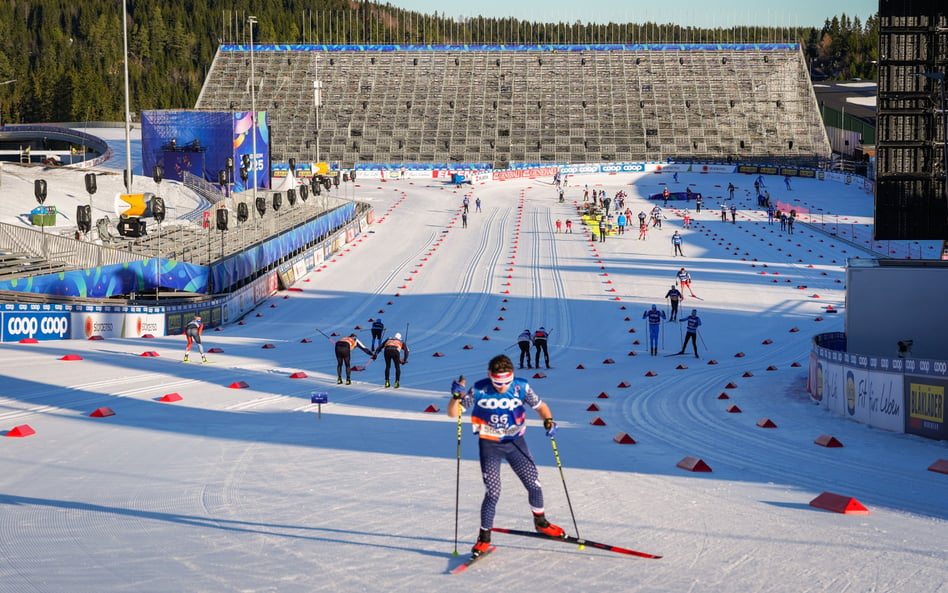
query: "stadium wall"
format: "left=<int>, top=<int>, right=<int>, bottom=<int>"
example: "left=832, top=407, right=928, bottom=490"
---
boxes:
left=809, top=333, right=948, bottom=441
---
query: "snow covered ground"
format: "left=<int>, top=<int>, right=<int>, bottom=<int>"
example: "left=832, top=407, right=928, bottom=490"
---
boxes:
left=0, top=160, right=946, bottom=592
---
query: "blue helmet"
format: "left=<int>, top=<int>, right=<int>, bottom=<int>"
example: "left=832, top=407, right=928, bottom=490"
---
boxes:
left=651, top=304, right=657, bottom=310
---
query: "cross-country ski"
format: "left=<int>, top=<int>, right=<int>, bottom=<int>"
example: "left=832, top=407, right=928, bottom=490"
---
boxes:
left=491, top=528, right=662, bottom=559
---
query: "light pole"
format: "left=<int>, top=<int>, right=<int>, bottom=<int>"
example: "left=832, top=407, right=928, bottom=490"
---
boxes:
left=313, top=76, right=322, bottom=163
left=122, top=0, right=132, bottom=192
left=248, top=16, right=258, bottom=218
left=0, top=79, right=15, bottom=127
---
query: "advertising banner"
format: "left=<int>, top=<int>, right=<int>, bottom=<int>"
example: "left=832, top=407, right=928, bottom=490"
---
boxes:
left=810, top=355, right=904, bottom=433
left=1, top=311, right=71, bottom=342
left=905, top=376, right=947, bottom=440
left=71, top=311, right=126, bottom=339
left=122, top=312, right=166, bottom=337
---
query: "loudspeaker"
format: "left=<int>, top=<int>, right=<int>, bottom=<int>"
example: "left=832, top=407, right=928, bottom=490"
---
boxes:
left=152, top=196, right=166, bottom=223
left=117, top=217, right=146, bottom=238
left=332, top=175, right=340, bottom=187
left=240, top=166, right=248, bottom=183
left=218, top=170, right=227, bottom=185
left=272, top=192, right=282, bottom=212
left=76, top=205, right=92, bottom=233
left=84, top=173, right=97, bottom=195
left=34, top=179, right=47, bottom=205
left=289, top=157, right=296, bottom=172
left=299, top=184, right=308, bottom=202
left=216, top=209, right=229, bottom=231
left=152, top=166, right=163, bottom=184
left=287, top=188, right=296, bottom=206
left=349, top=170, right=356, bottom=181
left=255, top=196, right=266, bottom=217
left=237, top=202, right=249, bottom=222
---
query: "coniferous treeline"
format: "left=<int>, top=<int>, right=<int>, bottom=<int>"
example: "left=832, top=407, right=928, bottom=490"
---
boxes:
left=0, top=1, right=877, bottom=125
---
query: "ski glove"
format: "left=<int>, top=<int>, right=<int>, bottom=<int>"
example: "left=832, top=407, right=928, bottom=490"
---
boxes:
left=451, top=379, right=465, bottom=399
left=543, top=418, right=558, bottom=438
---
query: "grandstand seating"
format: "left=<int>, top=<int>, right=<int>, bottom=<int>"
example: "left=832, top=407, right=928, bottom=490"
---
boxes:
left=195, top=44, right=831, bottom=168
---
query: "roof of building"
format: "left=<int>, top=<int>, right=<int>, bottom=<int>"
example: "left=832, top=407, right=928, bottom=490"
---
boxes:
left=813, top=80, right=877, bottom=126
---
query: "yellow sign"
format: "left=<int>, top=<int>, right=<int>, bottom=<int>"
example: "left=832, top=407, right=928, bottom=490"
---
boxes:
left=114, top=192, right=155, bottom=218
left=909, top=383, right=944, bottom=423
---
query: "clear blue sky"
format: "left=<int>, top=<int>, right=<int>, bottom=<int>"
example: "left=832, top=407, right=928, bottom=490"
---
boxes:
left=387, top=0, right=877, bottom=28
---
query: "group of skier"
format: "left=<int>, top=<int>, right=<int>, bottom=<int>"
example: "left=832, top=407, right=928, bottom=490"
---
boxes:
left=636, top=266, right=705, bottom=356
left=332, top=318, right=410, bottom=387
left=515, top=327, right=552, bottom=369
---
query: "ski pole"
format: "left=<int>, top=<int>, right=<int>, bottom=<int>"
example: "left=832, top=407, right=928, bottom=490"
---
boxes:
left=549, top=436, right=580, bottom=540
left=451, top=375, right=465, bottom=556
left=697, top=329, right=708, bottom=351
left=315, top=328, right=336, bottom=342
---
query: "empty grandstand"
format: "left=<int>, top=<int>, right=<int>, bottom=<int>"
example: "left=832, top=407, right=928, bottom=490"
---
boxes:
left=196, top=43, right=831, bottom=169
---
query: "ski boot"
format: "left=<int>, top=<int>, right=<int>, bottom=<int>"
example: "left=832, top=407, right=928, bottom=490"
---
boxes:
left=394, top=381, right=400, bottom=388
left=201, top=355, right=208, bottom=363
left=385, top=380, right=391, bottom=388
left=533, top=512, right=565, bottom=538
left=337, top=377, right=343, bottom=385
left=471, top=529, right=492, bottom=557
left=183, top=354, right=189, bottom=362
left=345, top=378, right=351, bottom=385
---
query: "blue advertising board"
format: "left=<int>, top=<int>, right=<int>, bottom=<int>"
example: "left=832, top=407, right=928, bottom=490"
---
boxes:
left=2, top=311, right=71, bottom=342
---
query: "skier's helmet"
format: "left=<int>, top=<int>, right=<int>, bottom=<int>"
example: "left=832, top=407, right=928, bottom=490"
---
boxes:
left=692, top=310, right=698, bottom=315
left=395, top=332, right=402, bottom=340
left=651, top=304, right=657, bottom=310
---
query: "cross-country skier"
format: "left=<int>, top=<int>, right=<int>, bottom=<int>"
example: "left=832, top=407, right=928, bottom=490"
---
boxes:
left=446, top=354, right=563, bottom=558
left=378, top=332, right=409, bottom=388
left=370, top=317, right=385, bottom=350
left=517, top=329, right=533, bottom=369
left=672, top=231, right=684, bottom=256
left=665, top=284, right=684, bottom=321
left=676, top=267, right=694, bottom=296
left=336, top=333, right=373, bottom=384
left=183, top=315, right=206, bottom=363
left=533, top=326, right=551, bottom=369
left=677, top=310, right=703, bottom=358
left=642, top=305, right=666, bottom=355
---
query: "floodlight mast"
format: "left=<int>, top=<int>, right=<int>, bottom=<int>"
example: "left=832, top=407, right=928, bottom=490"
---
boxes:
left=249, top=16, right=259, bottom=211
